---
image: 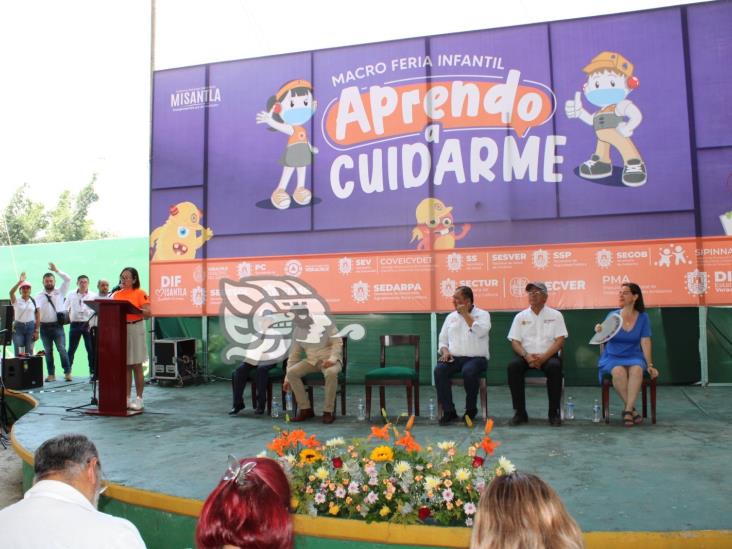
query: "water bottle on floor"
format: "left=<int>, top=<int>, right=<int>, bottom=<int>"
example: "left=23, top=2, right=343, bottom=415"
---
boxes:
left=357, top=398, right=366, bottom=421
left=428, top=398, right=436, bottom=422
left=592, top=399, right=601, bottom=423
left=285, top=392, right=293, bottom=413
left=565, top=396, right=575, bottom=420
left=271, top=397, right=281, bottom=419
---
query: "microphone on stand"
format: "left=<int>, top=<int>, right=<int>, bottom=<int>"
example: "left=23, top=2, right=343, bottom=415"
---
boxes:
left=110, top=285, right=122, bottom=294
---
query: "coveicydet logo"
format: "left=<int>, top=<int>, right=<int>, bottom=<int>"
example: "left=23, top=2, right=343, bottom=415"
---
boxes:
left=322, top=72, right=554, bottom=149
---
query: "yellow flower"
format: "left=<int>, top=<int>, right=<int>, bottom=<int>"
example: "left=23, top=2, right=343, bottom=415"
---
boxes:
left=455, top=468, right=471, bottom=482
left=329, top=504, right=340, bottom=515
left=370, top=446, right=394, bottom=462
left=468, top=446, right=477, bottom=457
left=424, top=475, right=441, bottom=491
left=315, top=467, right=329, bottom=480
left=290, top=497, right=300, bottom=510
left=328, top=483, right=336, bottom=491
left=446, top=502, right=453, bottom=510
left=498, top=456, right=516, bottom=475
left=444, top=479, right=453, bottom=488
left=308, top=475, right=316, bottom=482
left=385, top=493, right=393, bottom=500
left=346, top=497, right=353, bottom=504
left=456, top=499, right=463, bottom=506
left=300, top=449, right=323, bottom=464
left=437, top=441, right=456, bottom=450
left=394, top=461, right=412, bottom=476
left=379, top=505, right=391, bottom=517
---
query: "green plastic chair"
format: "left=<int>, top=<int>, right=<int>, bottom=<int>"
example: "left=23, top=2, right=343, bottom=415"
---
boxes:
left=364, top=335, right=420, bottom=420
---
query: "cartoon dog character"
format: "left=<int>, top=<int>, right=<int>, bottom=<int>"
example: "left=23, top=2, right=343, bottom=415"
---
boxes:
left=410, top=198, right=471, bottom=250
left=256, top=79, right=318, bottom=210
left=150, top=201, right=213, bottom=261
left=565, top=51, right=646, bottom=187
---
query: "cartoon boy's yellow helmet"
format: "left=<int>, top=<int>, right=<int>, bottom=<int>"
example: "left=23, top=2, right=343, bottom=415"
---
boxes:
left=415, top=198, right=453, bottom=225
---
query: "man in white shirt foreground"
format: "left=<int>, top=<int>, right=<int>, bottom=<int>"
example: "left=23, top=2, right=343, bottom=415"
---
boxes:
left=507, top=282, right=568, bottom=427
left=0, top=433, right=146, bottom=548
left=434, top=286, right=491, bottom=426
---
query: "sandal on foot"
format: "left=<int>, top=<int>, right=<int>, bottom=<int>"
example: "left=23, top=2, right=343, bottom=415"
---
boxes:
left=622, top=410, right=634, bottom=427
left=632, top=408, right=643, bottom=425
left=271, top=189, right=291, bottom=210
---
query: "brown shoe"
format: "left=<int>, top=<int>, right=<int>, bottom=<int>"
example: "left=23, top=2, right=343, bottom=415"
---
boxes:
left=322, top=412, right=335, bottom=424
left=64, top=373, right=73, bottom=382
left=290, top=408, right=315, bottom=422
left=45, top=375, right=56, bottom=382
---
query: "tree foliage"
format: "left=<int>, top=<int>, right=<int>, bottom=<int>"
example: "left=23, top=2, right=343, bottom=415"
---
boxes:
left=1, top=175, right=111, bottom=245
left=1, top=183, right=49, bottom=244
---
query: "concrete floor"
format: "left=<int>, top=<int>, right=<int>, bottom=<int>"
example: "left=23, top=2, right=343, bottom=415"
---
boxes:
left=10, top=378, right=732, bottom=533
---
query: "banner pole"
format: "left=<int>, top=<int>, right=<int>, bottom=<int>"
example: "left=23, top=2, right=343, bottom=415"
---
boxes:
left=698, top=306, right=708, bottom=386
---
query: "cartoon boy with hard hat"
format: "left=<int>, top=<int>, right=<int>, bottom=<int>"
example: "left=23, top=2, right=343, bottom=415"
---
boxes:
left=565, top=51, right=646, bottom=187
left=410, top=198, right=471, bottom=250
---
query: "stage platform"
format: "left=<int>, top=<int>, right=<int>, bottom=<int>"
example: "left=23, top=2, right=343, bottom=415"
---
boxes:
left=7, top=379, right=732, bottom=548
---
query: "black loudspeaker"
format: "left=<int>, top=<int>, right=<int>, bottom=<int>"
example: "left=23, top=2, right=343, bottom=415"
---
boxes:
left=2, top=357, right=43, bottom=390
left=0, top=300, right=13, bottom=346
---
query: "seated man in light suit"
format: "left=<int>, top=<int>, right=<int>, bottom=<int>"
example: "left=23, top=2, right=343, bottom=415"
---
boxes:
left=434, top=285, right=491, bottom=426
left=507, top=281, right=568, bottom=427
left=284, top=308, right=343, bottom=424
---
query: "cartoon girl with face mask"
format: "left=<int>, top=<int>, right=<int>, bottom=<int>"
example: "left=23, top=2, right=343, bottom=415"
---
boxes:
left=565, top=51, right=646, bottom=187
left=256, top=79, right=318, bottom=209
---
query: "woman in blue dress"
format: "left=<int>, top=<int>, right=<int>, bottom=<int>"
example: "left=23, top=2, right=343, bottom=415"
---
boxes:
left=596, top=283, right=659, bottom=426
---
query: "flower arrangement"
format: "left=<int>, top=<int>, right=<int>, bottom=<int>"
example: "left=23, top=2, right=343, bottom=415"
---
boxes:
left=264, top=414, right=515, bottom=527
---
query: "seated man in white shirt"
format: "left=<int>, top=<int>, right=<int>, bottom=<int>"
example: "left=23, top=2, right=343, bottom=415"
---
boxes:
left=0, top=433, right=146, bottom=548
left=434, top=286, right=491, bottom=426
left=507, top=282, right=568, bottom=427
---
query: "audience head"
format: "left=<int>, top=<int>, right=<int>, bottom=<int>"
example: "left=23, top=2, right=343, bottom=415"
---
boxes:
left=97, top=279, right=110, bottom=295
left=470, top=472, right=583, bottom=549
left=196, top=457, right=293, bottom=549
left=620, top=282, right=645, bottom=312
left=19, top=281, right=32, bottom=296
left=34, top=434, right=106, bottom=508
left=526, top=281, right=549, bottom=308
left=119, top=267, right=141, bottom=290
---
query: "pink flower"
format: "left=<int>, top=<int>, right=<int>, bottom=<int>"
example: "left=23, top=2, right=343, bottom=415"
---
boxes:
left=442, top=488, right=454, bottom=502
left=464, top=502, right=477, bottom=515
left=365, top=491, right=378, bottom=504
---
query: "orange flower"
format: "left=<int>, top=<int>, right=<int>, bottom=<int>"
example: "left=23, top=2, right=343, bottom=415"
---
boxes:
left=368, top=423, right=392, bottom=441
left=302, top=435, right=322, bottom=449
left=287, top=430, right=307, bottom=444
left=484, top=418, right=494, bottom=435
left=480, top=436, right=501, bottom=456
left=267, top=437, right=287, bottom=457
left=405, top=415, right=415, bottom=431
left=395, top=430, right=421, bottom=453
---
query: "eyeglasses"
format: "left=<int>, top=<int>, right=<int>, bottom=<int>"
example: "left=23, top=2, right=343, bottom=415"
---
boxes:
left=527, top=290, right=542, bottom=296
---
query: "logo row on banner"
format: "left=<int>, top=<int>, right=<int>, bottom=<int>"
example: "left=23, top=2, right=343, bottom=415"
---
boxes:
left=149, top=236, right=732, bottom=316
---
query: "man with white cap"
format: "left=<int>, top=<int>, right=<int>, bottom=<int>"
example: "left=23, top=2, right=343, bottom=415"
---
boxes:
left=507, top=282, right=568, bottom=426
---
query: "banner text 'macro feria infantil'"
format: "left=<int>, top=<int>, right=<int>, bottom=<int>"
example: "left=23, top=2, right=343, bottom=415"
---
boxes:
left=149, top=2, right=732, bottom=315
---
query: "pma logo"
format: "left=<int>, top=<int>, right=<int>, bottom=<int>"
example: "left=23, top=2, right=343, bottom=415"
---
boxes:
left=352, top=281, right=370, bottom=303
left=532, top=250, right=549, bottom=270
left=685, top=269, right=708, bottom=296
left=595, top=249, right=612, bottom=269
left=338, top=257, right=352, bottom=275
left=440, top=278, right=457, bottom=298
left=447, top=253, right=463, bottom=273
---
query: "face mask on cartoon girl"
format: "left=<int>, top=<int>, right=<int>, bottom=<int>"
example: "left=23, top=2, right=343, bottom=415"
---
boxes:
left=281, top=106, right=314, bottom=125
left=585, top=87, right=628, bottom=107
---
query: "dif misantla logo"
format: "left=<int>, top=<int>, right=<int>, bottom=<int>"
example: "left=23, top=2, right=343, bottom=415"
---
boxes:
left=170, top=86, right=222, bottom=111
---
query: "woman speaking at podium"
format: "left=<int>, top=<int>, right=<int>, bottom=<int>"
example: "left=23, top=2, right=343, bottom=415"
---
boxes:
left=112, top=267, right=150, bottom=411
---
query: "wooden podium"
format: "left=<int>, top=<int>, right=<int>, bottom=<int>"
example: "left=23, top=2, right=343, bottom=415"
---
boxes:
left=85, top=299, right=143, bottom=417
